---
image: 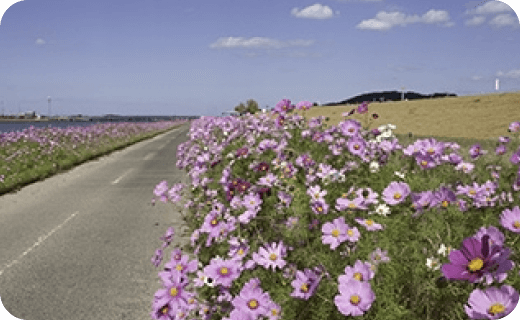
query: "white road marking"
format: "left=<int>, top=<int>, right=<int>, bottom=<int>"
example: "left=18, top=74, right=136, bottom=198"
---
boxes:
left=143, top=152, right=156, bottom=160
left=111, top=169, right=133, bottom=185
left=0, top=211, right=80, bottom=276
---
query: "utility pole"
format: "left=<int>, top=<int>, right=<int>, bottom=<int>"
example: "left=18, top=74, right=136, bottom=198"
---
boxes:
left=48, top=96, right=52, bottom=119
left=401, top=86, right=405, bottom=101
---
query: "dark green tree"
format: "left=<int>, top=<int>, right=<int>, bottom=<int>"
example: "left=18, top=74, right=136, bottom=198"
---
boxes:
left=245, top=99, right=260, bottom=114
left=234, top=102, right=247, bottom=116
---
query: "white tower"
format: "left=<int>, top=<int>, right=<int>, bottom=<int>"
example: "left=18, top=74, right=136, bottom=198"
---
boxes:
left=401, top=86, right=405, bottom=101
left=495, top=78, right=499, bottom=91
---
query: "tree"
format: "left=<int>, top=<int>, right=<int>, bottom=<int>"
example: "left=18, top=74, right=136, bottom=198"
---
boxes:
left=234, top=102, right=246, bottom=116
left=245, top=99, right=260, bottom=114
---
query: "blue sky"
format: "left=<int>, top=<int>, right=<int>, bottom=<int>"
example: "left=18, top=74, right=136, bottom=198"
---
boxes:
left=0, top=0, right=519, bottom=117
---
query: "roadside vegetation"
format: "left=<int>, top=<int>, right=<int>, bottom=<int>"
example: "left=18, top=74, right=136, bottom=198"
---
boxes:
left=0, top=120, right=187, bottom=195
left=151, top=92, right=520, bottom=320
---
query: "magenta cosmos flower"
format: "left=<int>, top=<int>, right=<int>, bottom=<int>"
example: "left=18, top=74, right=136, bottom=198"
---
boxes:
left=464, top=284, right=519, bottom=319
left=441, top=235, right=510, bottom=283
left=203, top=258, right=242, bottom=287
left=334, top=279, right=376, bottom=316
left=499, top=205, right=520, bottom=233
left=252, top=241, right=287, bottom=272
left=231, top=278, right=271, bottom=319
left=382, top=181, right=411, bottom=206
left=322, top=217, right=349, bottom=250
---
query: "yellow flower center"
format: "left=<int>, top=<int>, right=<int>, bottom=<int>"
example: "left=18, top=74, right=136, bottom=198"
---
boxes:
left=347, top=229, right=354, bottom=236
left=161, top=306, right=169, bottom=314
left=301, top=283, right=309, bottom=292
left=469, top=189, right=476, bottom=195
left=220, top=267, right=228, bottom=275
left=514, top=221, right=520, bottom=229
left=350, top=295, right=360, bottom=305
left=271, top=309, right=278, bottom=316
left=269, top=253, right=277, bottom=261
left=250, top=201, right=255, bottom=206
left=188, top=298, right=195, bottom=304
left=317, top=206, right=323, bottom=212
left=248, top=299, right=259, bottom=309
left=354, top=144, right=360, bottom=150
left=176, top=264, right=183, bottom=271
left=315, top=193, right=319, bottom=199
left=421, top=160, right=428, bottom=166
left=170, top=287, right=178, bottom=297
left=342, top=193, right=348, bottom=198
left=211, top=219, right=218, bottom=225
left=349, top=203, right=356, bottom=208
left=331, top=229, right=339, bottom=237
left=365, top=219, right=374, bottom=226
left=488, top=303, right=505, bottom=316
left=394, top=193, right=401, bottom=200
left=354, top=272, right=363, bottom=281
left=238, top=248, right=244, bottom=255
left=428, top=148, right=434, bottom=154
left=468, top=258, right=484, bottom=272
left=442, top=200, right=448, bottom=207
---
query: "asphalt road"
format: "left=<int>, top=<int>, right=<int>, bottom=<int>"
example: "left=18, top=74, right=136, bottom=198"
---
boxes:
left=0, top=122, right=195, bottom=320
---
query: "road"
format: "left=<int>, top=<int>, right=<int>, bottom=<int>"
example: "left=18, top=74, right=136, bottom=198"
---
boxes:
left=0, top=122, right=194, bottom=320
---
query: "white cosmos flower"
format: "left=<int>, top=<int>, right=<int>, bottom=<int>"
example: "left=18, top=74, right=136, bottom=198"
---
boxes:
left=369, top=161, right=380, bottom=173
left=426, top=257, right=440, bottom=270
left=394, top=171, right=406, bottom=179
left=374, top=203, right=390, bottom=216
left=387, top=124, right=397, bottom=130
left=438, top=244, right=452, bottom=257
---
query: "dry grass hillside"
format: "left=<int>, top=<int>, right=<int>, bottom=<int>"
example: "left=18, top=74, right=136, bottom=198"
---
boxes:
left=255, top=91, right=520, bottom=142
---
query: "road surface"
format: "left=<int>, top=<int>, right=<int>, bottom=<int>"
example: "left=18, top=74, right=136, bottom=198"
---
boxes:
left=0, top=122, right=194, bottom=320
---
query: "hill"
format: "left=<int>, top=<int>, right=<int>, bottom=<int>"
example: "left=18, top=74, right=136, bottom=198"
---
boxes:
left=323, top=90, right=457, bottom=106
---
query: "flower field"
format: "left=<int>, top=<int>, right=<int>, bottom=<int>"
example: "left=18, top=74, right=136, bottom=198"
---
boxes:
left=0, top=120, right=186, bottom=195
left=151, top=99, right=520, bottom=320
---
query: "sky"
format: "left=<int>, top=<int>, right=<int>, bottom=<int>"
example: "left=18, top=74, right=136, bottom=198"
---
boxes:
left=0, top=0, right=519, bottom=117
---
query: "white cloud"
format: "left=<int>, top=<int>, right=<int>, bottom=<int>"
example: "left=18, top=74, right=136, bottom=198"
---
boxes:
left=356, top=10, right=453, bottom=30
left=497, top=69, right=520, bottom=78
left=422, top=9, right=450, bottom=24
left=465, top=1, right=513, bottom=15
left=35, top=38, right=46, bottom=45
left=209, top=37, right=315, bottom=49
left=488, top=13, right=519, bottom=27
left=291, top=4, right=335, bottom=19
left=465, top=15, right=486, bottom=26
left=356, top=19, right=393, bottom=31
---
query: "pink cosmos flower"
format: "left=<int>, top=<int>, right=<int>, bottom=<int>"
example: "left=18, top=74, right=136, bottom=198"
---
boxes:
left=231, top=278, right=271, bottom=319
left=334, top=279, right=376, bottom=316
left=253, top=241, right=287, bottom=272
left=382, top=181, right=411, bottom=206
left=290, top=268, right=321, bottom=300
left=203, top=258, right=242, bottom=287
left=338, top=260, right=375, bottom=284
left=321, top=217, right=349, bottom=250
left=464, top=285, right=519, bottom=319
left=355, top=218, right=384, bottom=231
left=499, top=206, right=520, bottom=233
